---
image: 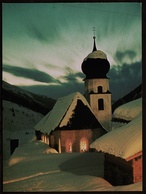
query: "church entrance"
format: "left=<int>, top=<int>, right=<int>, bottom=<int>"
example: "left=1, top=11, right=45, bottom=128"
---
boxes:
left=80, top=137, right=89, bottom=152
left=65, top=139, right=72, bottom=153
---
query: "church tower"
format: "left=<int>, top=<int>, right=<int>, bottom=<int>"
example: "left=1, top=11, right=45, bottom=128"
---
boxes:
left=81, top=35, right=112, bottom=131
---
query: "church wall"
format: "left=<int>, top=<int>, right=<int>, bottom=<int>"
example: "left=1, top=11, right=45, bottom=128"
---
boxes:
left=85, top=78, right=110, bottom=96
left=52, top=129, right=93, bottom=153
left=51, top=128, right=105, bottom=153
left=84, top=78, right=112, bottom=131
left=90, top=93, right=112, bottom=131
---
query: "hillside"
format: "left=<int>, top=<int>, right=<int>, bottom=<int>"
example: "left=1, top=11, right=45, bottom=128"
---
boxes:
left=3, top=100, right=43, bottom=160
left=2, top=81, right=56, bottom=115
left=112, top=83, right=142, bottom=113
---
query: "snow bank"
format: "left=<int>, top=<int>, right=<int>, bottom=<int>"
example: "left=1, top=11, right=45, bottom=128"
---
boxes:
left=90, top=112, right=142, bottom=159
left=113, top=98, right=142, bottom=121
left=8, top=140, right=58, bottom=167
left=3, top=140, right=142, bottom=191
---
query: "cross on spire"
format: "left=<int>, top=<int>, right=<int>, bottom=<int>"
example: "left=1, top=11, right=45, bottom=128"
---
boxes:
left=92, top=26, right=96, bottom=38
left=92, top=26, right=97, bottom=52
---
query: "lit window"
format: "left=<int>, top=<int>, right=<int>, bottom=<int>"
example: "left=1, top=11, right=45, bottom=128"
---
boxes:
left=65, top=139, right=72, bottom=153
left=80, top=137, right=88, bottom=152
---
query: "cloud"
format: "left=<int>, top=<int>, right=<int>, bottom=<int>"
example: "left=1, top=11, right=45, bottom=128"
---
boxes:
left=26, top=23, right=62, bottom=44
left=108, top=60, right=142, bottom=100
left=27, top=25, right=48, bottom=43
left=62, top=67, right=84, bottom=82
left=18, top=60, right=142, bottom=101
left=3, top=64, right=58, bottom=84
left=114, top=50, right=137, bottom=64
left=19, top=66, right=85, bottom=100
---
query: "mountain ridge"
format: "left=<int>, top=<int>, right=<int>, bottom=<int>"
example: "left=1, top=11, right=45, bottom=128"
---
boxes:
left=2, top=81, right=56, bottom=115
left=112, top=84, right=142, bottom=113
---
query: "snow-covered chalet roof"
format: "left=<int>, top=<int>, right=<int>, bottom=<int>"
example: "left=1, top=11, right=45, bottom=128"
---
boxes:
left=113, top=98, right=142, bottom=121
left=35, top=92, right=105, bottom=134
left=90, top=99, right=142, bottom=159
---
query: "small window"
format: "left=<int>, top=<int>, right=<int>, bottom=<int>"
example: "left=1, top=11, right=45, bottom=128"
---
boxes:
left=98, top=99, right=104, bottom=110
left=98, top=86, right=102, bottom=93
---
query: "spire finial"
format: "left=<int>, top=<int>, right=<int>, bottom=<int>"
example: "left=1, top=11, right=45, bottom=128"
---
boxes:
left=93, top=26, right=96, bottom=38
left=92, top=27, right=97, bottom=52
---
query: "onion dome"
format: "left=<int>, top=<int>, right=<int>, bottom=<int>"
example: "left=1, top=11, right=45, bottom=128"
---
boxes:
left=81, top=36, right=110, bottom=79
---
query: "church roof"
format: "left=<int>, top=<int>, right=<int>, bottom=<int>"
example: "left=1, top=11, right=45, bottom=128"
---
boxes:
left=84, top=50, right=107, bottom=61
left=81, top=36, right=110, bottom=79
left=35, top=92, right=106, bottom=134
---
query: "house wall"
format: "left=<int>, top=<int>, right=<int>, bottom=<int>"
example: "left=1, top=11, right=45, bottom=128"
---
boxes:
left=104, top=152, right=142, bottom=186
left=104, top=153, right=133, bottom=186
left=126, top=151, right=142, bottom=183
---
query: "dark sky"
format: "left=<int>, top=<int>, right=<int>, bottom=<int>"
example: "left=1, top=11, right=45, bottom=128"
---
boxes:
left=2, top=3, right=142, bottom=101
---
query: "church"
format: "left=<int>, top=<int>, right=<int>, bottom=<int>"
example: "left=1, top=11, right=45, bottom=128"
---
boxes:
left=35, top=35, right=112, bottom=153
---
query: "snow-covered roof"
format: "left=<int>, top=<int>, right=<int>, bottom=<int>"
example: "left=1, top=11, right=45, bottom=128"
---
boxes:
left=84, top=50, right=107, bottom=61
left=90, top=99, right=142, bottom=159
left=113, top=98, right=142, bottom=121
left=35, top=92, right=104, bottom=134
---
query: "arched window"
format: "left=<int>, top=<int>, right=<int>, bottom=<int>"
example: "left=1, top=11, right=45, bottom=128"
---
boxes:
left=80, top=137, right=89, bottom=152
left=98, top=86, right=102, bottom=93
left=98, top=99, right=104, bottom=110
left=65, top=139, right=72, bottom=153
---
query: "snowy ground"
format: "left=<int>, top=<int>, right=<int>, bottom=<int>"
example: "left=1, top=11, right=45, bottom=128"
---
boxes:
left=3, top=140, right=142, bottom=192
left=3, top=100, right=43, bottom=159
left=2, top=99, right=142, bottom=191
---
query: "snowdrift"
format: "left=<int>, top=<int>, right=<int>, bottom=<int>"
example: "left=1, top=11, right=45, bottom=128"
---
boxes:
left=3, top=140, right=142, bottom=191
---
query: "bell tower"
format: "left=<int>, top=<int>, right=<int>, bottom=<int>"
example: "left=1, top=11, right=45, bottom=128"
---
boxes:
left=81, top=33, right=112, bottom=131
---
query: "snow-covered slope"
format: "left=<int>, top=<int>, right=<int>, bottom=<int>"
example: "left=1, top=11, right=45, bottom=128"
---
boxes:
left=3, top=100, right=43, bottom=159
left=90, top=98, right=142, bottom=159
left=3, top=140, right=142, bottom=192
left=2, top=81, right=56, bottom=114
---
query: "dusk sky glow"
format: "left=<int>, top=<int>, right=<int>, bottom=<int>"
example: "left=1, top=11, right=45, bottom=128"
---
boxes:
left=2, top=2, right=142, bottom=100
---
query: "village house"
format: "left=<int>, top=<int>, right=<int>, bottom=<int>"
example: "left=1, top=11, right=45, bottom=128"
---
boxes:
left=90, top=106, right=142, bottom=185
